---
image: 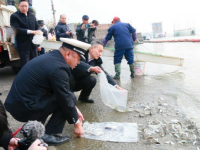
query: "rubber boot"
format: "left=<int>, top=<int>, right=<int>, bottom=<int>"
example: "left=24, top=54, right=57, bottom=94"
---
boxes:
left=113, top=63, right=121, bottom=79
left=129, top=63, right=135, bottom=78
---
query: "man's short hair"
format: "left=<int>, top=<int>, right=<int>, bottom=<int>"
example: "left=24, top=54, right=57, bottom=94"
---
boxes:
left=18, top=0, right=28, bottom=4
left=91, top=41, right=103, bottom=47
left=0, top=100, right=9, bottom=137
left=92, top=20, right=99, bottom=26
left=60, top=46, right=69, bottom=51
left=60, top=14, right=66, bottom=18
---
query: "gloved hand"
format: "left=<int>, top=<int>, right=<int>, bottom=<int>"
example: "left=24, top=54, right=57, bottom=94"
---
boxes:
left=102, top=38, right=108, bottom=47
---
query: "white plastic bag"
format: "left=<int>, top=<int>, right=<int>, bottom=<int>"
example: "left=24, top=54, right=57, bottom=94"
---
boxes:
left=32, top=31, right=44, bottom=44
left=82, top=121, right=138, bottom=142
left=98, top=72, right=128, bottom=112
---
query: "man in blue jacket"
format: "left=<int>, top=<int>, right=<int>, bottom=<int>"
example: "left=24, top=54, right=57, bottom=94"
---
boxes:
left=55, top=14, right=73, bottom=41
left=103, top=17, right=137, bottom=79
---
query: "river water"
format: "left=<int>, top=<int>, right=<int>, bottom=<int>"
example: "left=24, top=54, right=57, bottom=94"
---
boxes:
left=135, top=42, right=200, bottom=126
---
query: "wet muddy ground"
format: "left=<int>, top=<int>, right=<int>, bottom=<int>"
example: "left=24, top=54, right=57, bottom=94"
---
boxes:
left=1, top=42, right=200, bottom=150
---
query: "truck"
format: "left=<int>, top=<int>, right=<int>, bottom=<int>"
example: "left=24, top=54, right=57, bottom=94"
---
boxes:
left=0, top=4, right=21, bottom=73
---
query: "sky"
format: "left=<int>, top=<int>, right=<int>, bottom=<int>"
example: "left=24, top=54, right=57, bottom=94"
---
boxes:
left=33, top=0, right=200, bottom=34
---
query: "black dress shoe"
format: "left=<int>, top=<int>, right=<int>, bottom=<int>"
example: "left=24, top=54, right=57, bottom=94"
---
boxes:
left=42, top=134, right=69, bottom=146
left=78, top=98, right=94, bottom=103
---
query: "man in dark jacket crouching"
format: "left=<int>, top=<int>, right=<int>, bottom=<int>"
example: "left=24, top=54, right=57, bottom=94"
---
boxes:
left=72, top=41, right=124, bottom=103
left=4, top=38, right=88, bottom=146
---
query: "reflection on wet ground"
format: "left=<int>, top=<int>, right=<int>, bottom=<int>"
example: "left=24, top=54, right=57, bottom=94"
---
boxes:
left=1, top=42, right=200, bottom=150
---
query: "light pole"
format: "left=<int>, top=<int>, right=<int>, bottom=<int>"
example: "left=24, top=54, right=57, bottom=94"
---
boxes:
left=51, top=0, right=56, bottom=27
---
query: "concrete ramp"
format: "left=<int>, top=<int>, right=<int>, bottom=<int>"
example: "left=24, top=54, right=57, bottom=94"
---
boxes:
left=41, top=40, right=62, bottom=50
left=41, top=40, right=184, bottom=66
left=103, top=48, right=184, bottom=66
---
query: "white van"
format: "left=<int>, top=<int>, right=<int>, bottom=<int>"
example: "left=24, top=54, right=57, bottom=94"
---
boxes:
left=0, top=4, right=21, bottom=73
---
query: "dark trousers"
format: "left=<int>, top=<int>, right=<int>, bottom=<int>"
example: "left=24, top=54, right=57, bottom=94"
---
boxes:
left=73, top=75, right=96, bottom=98
left=114, top=48, right=134, bottom=64
left=38, top=48, right=45, bottom=55
left=12, top=95, right=66, bottom=135
left=36, top=98, right=66, bottom=134
left=18, top=47, right=38, bottom=67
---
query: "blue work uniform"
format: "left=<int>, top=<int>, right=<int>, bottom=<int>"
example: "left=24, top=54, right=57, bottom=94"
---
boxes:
left=104, top=21, right=136, bottom=64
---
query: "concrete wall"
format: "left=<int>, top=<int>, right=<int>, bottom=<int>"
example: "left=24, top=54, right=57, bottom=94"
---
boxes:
left=95, top=28, right=115, bottom=48
left=74, top=24, right=111, bottom=40
left=74, top=24, right=142, bottom=48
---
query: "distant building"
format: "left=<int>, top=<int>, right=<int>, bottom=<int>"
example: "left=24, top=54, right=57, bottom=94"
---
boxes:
left=96, top=24, right=112, bottom=30
left=152, top=22, right=163, bottom=38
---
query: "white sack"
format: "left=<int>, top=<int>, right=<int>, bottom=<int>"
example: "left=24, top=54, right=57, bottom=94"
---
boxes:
left=32, top=31, right=44, bottom=44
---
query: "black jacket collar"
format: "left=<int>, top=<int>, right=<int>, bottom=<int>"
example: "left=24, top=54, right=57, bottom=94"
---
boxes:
left=17, top=10, right=29, bottom=16
left=57, top=22, right=67, bottom=26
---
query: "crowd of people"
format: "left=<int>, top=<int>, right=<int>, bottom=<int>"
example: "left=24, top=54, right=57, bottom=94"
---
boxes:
left=0, top=0, right=137, bottom=149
